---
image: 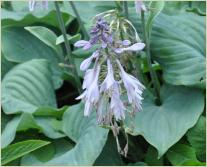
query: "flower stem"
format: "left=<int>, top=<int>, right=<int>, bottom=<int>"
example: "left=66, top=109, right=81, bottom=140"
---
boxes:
left=69, top=1, right=89, bottom=40
left=123, top=1, right=128, bottom=19
left=141, top=11, right=161, bottom=104
left=54, top=1, right=82, bottom=93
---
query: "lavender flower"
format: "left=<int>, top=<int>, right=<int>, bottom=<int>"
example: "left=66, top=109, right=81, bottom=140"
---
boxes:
left=110, top=83, right=125, bottom=121
left=80, top=50, right=99, bottom=71
left=135, top=0, right=147, bottom=13
left=116, top=60, right=145, bottom=112
left=100, top=59, right=116, bottom=92
left=115, top=42, right=145, bottom=54
left=29, top=0, right=48, bottom=11
left=75, top=17, right=145, bottom=122
left=76, top=65, right=100, bottom=116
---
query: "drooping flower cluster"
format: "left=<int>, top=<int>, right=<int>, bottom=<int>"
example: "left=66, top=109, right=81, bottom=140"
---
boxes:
left=75, top=17, right=145, bottom=125
left=29, top=0, right=48, bottom=11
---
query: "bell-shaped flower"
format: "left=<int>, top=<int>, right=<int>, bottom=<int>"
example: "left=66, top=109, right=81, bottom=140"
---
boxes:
left=122, top=40, right=131, bottom=46
left=76, top=65, right=101, bottom=116
left=116, top=60, right=145, bottom=112
left=74, top=40, right=92, bottom=50
left=100, top=59, right=116, bottom=92
left=135, top=0, right=146, bottom=13
left=80, top=50, right=99, bottom=71
left=110, top=83, right=125, bottom=120
left=115, top=42, right=145, bottom=54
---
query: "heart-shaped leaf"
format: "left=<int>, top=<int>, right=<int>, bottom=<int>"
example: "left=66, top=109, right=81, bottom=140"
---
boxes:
left=2, top=59, right=56, bottom=114
left=151, top=13, right=205, bottom=88
left=124, top=85, right=204, bottom=157
left=25, top=26, right=63, bottom=56
left=21, top=103, right=109, bottom=165
left=2, top=27, right=64, bottom=88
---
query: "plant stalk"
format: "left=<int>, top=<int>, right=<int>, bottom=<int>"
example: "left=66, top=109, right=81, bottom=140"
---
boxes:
left=123, top=1, right=128, bottom=19
left=54, top=1, right=82, bottom=93
left=141, top=11, right=161, bottom=104
left=69, top=1, right=89, bottom=40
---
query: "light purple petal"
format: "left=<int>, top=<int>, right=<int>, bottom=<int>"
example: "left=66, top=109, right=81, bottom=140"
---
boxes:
left=80, top=56, right=93, bottom=71
left=122, top=40, right=131, bottom=46
left=83, top=42, right=92, bottom=50
left=135, top=1, right=146, bottom=13
left=123, top=43, right=145, bottom=52
left=74, top=40, right=90, bottom=47
left=114, top=48, right=123, bottom=54
left=75, top=91, right=86, bottom=100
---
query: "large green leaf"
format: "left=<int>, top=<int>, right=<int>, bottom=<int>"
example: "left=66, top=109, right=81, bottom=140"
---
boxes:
left=21, top=103, right=109, bottom=165
left=2, top=9, right=72, bottom=28
left=151, top=13, right=205, bottom=88
left=21, top=139, right=74, bottom=165
left=124, top=85, right=204, bottom=158
left=2, top=27, right=64, bottom=88
left=1, top=111, right=66, bottom=148
left=24, top=26, right=63, bottom=56
left=166, top=143, right=204, bottom=166
left=187, top=116, right=206, bottom=161
left=1, top=54, right=16, bottom=79
left=2, top=59, right=56, bottom=114
left=1, top=140, right=50, bottom=165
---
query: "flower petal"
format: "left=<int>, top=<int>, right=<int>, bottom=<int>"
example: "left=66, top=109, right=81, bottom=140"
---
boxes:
left=74, top=40, right=90, bottom=48
left=123, top=43, right=145, bottom=52
left=80, top=57, right=93, bottom=71
left=122, top=40, right=131, bottom=46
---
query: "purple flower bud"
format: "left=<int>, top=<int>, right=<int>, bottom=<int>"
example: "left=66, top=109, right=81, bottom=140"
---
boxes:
left=74, top=40, right=90, bottom=47
left=80, top=50, right=100, bottom=71
left=122, top=40, right=131, bottom=46
left=135, top=0, right=146, bottom=13
left=123, top=43, right=145, bottom=51
left=83, top=42, right=92, bottom=50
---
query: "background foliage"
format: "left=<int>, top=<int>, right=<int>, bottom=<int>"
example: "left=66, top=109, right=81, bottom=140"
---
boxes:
left=1, top=1, right=206, bottom=166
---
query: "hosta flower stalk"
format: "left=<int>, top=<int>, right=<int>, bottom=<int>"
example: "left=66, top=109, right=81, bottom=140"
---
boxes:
left=74, top=17, right=145, bottom=156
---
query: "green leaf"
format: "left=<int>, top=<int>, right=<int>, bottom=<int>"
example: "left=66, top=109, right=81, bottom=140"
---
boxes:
left=34, top=106, right=68, bottom=119
left=25, top=26, right=63, bottom=56
left=145, top=146, right=163, bottom=165
left=166, top=143, right=202, bottom=165
left=124, top=84, right=204, bottom=158
left=1, top=54, right=16, bottom=79
left=21, top=103, right=109, bottom=165
left=2, top=9, right=72, bottom=28
left=56, top=34, right=81, bottom=45
left=187, top=116, right=206, bottom=161
left=2, top=59, right=56, bottom=114
left=146, top=1, right=165, bottom=38
left=2, top=27, right=64, bottom=88
left=94, top=133, right=123, bottom=165
left=1, top=140, right=50, bottom=165
left=1, top=112, right=66, bottom=148
left=151, top=13, right=205, bottom=88
left=21, top=139, right=74, bottom=165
